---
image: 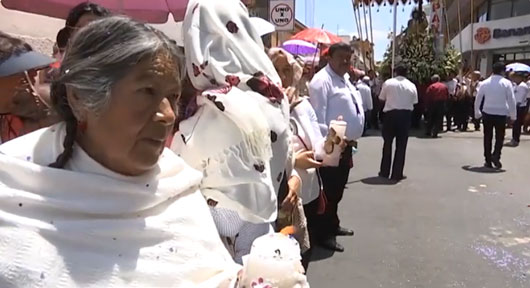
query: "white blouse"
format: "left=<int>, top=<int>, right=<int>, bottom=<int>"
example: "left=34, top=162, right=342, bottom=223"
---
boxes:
left=290, top=98, right=325, bottom=205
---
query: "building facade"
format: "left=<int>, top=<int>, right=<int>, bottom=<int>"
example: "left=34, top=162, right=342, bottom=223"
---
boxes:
left=246, top=0, right=307, bottom=48
left=446, top=0, right=530, bottom=75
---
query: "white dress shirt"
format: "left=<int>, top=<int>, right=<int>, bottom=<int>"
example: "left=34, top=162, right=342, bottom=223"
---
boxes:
left=514, top=81, right=529, bottom=107
left=357, top=82, right=373, bottom=111
left=527, top=80, right=530, bottom=100
left=309, top=64, right=365, bottom=140
left=379, top=76, right=418, bottom=112
left=475, top=75, right=517, bottom=120
left=444, top=78, right=458, bottom=96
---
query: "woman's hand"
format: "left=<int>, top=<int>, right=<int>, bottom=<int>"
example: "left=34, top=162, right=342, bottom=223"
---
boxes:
left=295, top=150, right=322, bottom=169
left=281, top=176, right=300, bottom=213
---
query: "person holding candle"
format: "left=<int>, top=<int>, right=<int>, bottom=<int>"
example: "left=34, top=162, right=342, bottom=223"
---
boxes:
left=308, top=42, right=365, bottom=252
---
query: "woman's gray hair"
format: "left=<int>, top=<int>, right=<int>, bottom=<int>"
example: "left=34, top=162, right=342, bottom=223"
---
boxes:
left=57, top=16, right=183, bottom=114
left=49, top=16, right=183, bottom=169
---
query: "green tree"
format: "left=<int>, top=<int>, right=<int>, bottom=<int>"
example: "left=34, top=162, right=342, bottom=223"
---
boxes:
left=379, top=8, right=460, bottom=84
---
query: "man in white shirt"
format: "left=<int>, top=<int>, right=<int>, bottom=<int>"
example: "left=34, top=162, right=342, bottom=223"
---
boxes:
left=444, top=73, right=458, bottom=131
left=378, top=64, right=418, bottom=181
left=475, top=62, right=517, bottom=169
left=510, top=72, right=530, bottom=146
left=468, top=71, right=482, bottom=131
left=368, top=70, right=383, bottom=129
left=309, top=42, right=365, bottom=252
left=357, top=76, right=373, bottom=134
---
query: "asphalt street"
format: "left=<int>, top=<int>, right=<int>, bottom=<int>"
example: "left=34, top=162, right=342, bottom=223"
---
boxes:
left=307, top=129, right=530, bottom=288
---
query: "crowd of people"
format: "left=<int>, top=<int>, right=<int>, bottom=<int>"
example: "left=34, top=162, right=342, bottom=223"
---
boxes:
left=0, top=0, right=528, bottom=287
left=422, top=63, right=529, bottom=168
left=0, top=0, right=366, bottom=287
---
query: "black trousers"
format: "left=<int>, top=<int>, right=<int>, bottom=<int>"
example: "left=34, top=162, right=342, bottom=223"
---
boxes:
left=314, top=147, right=352, bottom=241
left=444, top=98, right=455, bottom=131
left=411, top=103, right=422, bottom=129
left=380, top=110, right=411, bottom=179
left=364, top=110, right=372, bottom=131
left=471, top=96, right=484, bottom=131
left=371, top=94, right=381, bottom=129
left=512, top=106, right=528, bottom=143
left=301, top=197, right=320, bottom=271
left=454, top=98, right=470, bottom=131
left=482, top=113, right=507, bottom=163
left=425, top=101, right=445, bottom=137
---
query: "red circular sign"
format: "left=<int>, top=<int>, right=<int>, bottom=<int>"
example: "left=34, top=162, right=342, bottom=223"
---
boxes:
left=475, top=27, right=491, bottom=44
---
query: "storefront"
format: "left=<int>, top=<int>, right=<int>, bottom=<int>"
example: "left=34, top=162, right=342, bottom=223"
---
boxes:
left=451, top=14, right=530, bottom=75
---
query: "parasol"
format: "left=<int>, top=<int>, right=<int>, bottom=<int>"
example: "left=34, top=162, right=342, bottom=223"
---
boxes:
left=281, top=39, right=318, bottom=55
left=506, top=62, right=530, bottom=73
left=291, top=28, right=343, bottom=45
left=1, top=0, right=190, bottom=23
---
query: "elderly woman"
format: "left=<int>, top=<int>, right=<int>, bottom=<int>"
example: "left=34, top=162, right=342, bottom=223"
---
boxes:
left=0, top=17, right=244, bottom=287
left=269, top=48, right=327, bottom=270
left=171, top=0, right=298, bottom=264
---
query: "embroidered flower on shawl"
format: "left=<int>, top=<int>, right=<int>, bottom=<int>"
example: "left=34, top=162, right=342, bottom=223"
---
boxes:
left=246, top=72, right=284, bottom=104
left=205, top=94, right=226, bottom=111
left=206, top=198, right=218, bottom=207
left=253, top=162, right=265, bottom=173
left=251, top=277, right=272, bottom=288
left=226, top=21, right=239, bottom=33
left=192, top=61, right=209, bottom=78
left=225, top=75, right=241, bottom=86
left=270, top=130, right=278, bottom=143
left=192, top=63, right=201, bottom=77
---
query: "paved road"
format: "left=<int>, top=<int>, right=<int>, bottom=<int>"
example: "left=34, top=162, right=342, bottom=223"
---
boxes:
left=307, top=129, right=530, bottom=288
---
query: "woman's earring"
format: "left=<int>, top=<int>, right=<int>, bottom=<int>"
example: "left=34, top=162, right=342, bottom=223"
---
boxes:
left=77, top=121, right=87, bottom=133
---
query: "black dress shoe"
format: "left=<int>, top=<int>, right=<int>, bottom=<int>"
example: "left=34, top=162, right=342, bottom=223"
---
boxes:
left=492, top=159, right=502, bottom=169
left=335, top=226, right=354, bottom=236
left=378, top=172, right=389, bottom=179
left=390, top=175, right=407, bottom=182
left=484, top=162, right=493, bottom=169
left=319, top=238, right=344, bottom=252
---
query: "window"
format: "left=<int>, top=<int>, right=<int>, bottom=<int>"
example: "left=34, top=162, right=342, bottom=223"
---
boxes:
left=477, top=2, right=488, bottom=22
left=512, top=0, right=530, bottom=17
left=489, top=0, right=513, bottom=20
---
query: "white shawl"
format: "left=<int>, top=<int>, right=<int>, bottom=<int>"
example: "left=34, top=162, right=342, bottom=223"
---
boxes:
left=175, top=0, right=294, bottom=225
left=0, top=123, right=240, bottom=288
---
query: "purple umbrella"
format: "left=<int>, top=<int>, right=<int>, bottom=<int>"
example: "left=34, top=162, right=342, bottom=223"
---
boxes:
left=282, top=39, right=318, bottom=55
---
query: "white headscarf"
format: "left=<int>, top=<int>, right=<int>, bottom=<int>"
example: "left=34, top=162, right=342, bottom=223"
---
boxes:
left=176, top=0, right=292, bottom=224
left=184, top=0, right=281, bottom=91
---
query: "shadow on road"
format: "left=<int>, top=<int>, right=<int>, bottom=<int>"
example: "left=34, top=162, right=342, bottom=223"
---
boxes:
left=309, top=246, right=335, bottom=263
left=360, top=176, right=398, bottom=186
left=462, top=165, right=506, bottom=174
